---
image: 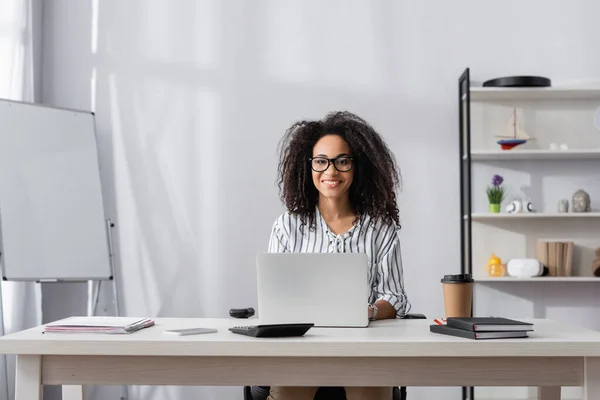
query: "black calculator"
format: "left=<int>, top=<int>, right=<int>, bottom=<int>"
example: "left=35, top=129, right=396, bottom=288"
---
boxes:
left=229, top=323, right=314, bottom=338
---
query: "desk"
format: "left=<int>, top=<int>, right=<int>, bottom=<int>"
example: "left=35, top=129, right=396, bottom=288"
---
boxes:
left=0, top=318, right=599, bottom=400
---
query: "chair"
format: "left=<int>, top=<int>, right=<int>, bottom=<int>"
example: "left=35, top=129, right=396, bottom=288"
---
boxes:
left=231, top=310, right=427, bottom=400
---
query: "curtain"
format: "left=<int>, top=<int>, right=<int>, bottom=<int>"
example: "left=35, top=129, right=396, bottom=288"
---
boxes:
left=0, top=0, right=43, bottom=399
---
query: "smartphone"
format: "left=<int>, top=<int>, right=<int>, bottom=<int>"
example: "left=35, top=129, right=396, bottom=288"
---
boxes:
left=163, top=327, right=218, bottom=336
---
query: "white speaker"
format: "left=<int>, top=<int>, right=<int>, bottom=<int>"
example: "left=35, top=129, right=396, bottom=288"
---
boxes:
left=506, top=258, right=544, bottom=278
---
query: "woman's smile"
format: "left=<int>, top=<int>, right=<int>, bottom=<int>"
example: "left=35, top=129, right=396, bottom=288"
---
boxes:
left=322, top=179, right=343, bottom=188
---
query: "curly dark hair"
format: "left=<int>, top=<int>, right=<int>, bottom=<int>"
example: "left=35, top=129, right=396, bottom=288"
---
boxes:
left=276, top=111, right=401, bottom=230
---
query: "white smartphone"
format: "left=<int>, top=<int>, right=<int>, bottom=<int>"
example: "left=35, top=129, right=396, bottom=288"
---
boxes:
left=163, top=327, right=218, bottom=336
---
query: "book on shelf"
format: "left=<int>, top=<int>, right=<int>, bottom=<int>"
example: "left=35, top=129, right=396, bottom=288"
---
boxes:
left=536, top=240, right=574, bottom=276
left=43, top=316, right=155, bottom=334
left=430, top=317, right=533, bottom=340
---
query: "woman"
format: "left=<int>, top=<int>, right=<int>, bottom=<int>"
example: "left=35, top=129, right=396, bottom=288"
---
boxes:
left=266, top=111, right=410, bottom=400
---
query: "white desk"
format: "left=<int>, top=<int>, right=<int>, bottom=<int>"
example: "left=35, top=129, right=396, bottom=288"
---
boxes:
left=0, top=317, right=599, bottom=400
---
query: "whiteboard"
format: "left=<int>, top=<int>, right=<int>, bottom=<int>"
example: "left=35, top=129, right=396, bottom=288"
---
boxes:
left=0, top=99, right=112, bottom=280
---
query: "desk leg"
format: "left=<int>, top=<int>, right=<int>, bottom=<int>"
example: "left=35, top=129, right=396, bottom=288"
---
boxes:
left=62, top=385, right=84, bottom=400
left=584, top=357, right=600, bottom=400
left=537, top=387, right=560, bottom=400
left=15, top=355, right=41, bottom=400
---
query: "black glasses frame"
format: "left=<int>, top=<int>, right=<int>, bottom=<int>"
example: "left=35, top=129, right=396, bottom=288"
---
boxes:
left=309, top=156, right=354, bottom=172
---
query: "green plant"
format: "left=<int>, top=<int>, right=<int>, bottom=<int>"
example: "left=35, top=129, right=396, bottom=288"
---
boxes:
left=486, top=174, right=505, bottom=204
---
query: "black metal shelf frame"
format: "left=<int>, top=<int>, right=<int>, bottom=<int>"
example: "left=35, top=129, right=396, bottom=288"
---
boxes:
left=459, top=67, right=475, bottom=400
left=459, top=67, right=472, bottom=278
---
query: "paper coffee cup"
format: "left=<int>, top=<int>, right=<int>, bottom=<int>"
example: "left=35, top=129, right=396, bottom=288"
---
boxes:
left=441, top=274, right=474, bottom=318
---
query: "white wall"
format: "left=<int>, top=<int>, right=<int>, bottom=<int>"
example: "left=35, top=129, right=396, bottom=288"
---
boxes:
left=39, top=1, right=600, bottom=400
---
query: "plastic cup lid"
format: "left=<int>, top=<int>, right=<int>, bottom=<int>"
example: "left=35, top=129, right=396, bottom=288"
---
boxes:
left=441, top=273, right=474, bottom=283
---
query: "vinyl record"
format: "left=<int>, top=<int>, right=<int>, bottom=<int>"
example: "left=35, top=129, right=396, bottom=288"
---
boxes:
left=483, top=76, right=551, bottom=87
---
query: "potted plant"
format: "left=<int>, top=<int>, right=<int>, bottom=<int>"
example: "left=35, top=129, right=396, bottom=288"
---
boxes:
left=486, top=174, right=505, bottom=213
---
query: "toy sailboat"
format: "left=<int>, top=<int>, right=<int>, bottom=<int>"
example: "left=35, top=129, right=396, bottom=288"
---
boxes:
left=495, top=108, right=534, bottom=150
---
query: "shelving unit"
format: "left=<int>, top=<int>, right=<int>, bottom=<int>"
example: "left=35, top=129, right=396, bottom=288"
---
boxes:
left=458, top=68, right=600, bottom=400
left=459, top=67, right=600, bottom=281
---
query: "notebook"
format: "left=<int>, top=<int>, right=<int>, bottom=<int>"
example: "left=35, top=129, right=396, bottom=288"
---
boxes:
left=430, top=324, right=530, bottom=340
left=447, top=317, right=533, bottom=332
left=44, top=316, right=155, bottom=334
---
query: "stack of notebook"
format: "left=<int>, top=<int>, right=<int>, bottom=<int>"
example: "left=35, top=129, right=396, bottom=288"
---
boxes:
left=430, top=317, right=533, bottom=340
left=44, top=316, right=155, bottom=334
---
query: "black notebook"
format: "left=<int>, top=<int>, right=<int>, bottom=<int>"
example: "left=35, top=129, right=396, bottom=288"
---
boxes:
left=447, top=317, right=533, bottom=332
left=430, top=324, right=529, bottom=340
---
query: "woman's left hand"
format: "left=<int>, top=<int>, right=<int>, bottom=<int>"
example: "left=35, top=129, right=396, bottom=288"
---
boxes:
left=370, top=300, right=397, bottom=320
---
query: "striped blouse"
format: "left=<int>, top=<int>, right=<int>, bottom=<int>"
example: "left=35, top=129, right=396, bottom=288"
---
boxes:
left=268, top=207, right=410, bottom=317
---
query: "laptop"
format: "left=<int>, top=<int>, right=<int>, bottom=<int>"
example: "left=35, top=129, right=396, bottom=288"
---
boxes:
left=256, top=252, right=370, bottom=327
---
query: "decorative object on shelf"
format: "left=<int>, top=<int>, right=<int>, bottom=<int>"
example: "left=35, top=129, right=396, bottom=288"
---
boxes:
left=505, top=199, right=534, bottom=213
left=486, top=174, right=505, bottom=213
left=518, top=186, right=535, bottom=212
left=495, top=108, right=534, bottom=150
left=572, top=189, right=591, bottom=212
left=488, top=204, right=501, bottom=213
left=482, top=75, right=551, bottom=87
left=506, top=258, right=544, bottom=278
left=592, top=248, right=600, bottom=277
left=558, top=199, right=569, bottom=213
left=506, top=200, right=522, bottom=213
left=486, top=253, right=505, bottom=277
left=550, top=143, right=569, bottom=151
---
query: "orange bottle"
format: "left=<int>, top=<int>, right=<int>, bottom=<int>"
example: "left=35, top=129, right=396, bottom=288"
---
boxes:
left=486, top=254, right=503, bottom=277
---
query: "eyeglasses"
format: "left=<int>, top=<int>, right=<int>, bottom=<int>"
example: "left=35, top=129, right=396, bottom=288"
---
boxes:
left=309, top=156, right=354, bottom=172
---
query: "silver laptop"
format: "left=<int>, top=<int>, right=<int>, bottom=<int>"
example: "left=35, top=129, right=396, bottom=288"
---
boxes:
left=256, top=252, right=370, bottom=327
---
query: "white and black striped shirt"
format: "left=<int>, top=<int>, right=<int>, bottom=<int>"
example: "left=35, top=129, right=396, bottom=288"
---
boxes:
left=268, top=207, right=410, bottom=317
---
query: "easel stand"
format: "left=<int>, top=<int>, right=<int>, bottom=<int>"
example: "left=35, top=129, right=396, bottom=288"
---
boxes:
left=86, top=220, right=122, bottom=319
left=0, top=219, right=128, bottom=400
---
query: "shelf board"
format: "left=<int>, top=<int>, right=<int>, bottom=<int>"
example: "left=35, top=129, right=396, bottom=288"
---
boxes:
left=465, top=149, right=600, bottom=161
left=463, top=86, right=600, bottom=101
left=476, top=276, right=599, bottom=283
left=467, top=212, right=600, bottom=220
left=475, top=398, right=581, bottom=400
